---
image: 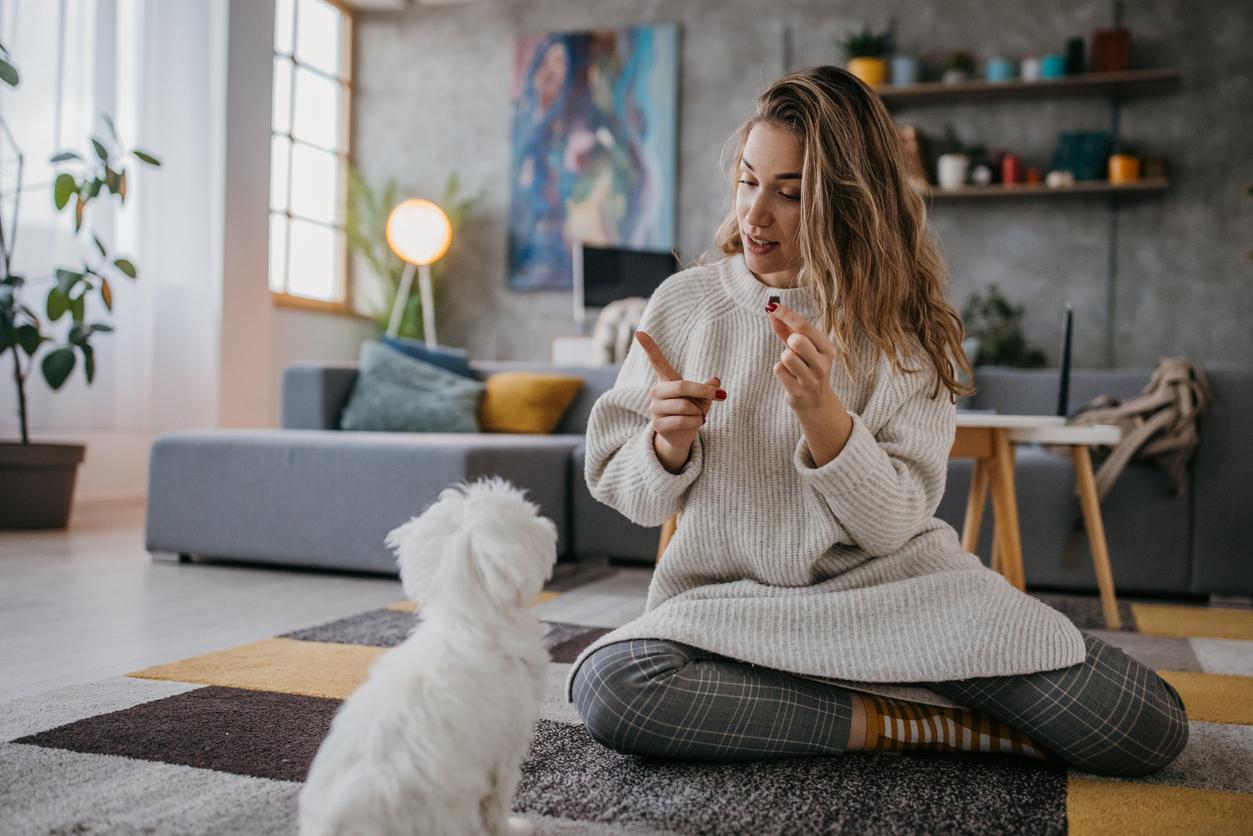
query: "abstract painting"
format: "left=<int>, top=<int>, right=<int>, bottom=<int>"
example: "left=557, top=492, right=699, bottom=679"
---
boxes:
left=507, top=24, right=678, bottom=291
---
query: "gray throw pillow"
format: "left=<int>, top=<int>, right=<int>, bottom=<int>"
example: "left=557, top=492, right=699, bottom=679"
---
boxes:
left=339, top=340, right=486, bottom=432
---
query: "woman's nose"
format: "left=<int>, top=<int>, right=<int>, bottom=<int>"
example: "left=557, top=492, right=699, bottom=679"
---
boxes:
left=744, top=194, right=771, bottom=228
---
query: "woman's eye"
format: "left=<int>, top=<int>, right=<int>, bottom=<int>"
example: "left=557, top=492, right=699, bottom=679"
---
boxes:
left=781, top=192, right=799, bottom=201
left=737, top=178, right=756, bottom=187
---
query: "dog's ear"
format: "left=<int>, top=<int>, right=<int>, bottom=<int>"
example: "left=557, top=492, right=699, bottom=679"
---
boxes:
left=385, top=486, right=474, bottom=603
left=459, top=514, right=559, bottom=611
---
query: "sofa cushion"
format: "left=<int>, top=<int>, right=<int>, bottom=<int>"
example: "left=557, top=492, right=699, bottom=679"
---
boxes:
left=379, top=336, right=474, bottom=379
left=339, top=340, right=485, bottom=433
left=478, top=372, right=585, bottom=433
left=470, top=362, right=620, bottom=434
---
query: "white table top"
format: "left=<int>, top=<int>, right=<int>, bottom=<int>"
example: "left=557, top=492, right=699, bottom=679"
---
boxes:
left=955, top=411, right=1121, bottom=445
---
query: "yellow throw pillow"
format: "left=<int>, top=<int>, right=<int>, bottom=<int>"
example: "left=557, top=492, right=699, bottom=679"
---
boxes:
left=478, top=372, right=585, bottom=434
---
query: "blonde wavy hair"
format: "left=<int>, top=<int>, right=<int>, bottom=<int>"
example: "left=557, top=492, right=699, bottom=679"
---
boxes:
left=700, top=65, right=974, bottom=402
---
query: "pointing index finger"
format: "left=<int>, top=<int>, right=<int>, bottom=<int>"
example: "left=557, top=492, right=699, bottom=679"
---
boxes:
left=633, top=330, right=680, bottom=382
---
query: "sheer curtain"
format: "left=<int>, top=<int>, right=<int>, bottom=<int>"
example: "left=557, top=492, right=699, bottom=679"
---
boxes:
left=0, top=0, right=227, bottom=503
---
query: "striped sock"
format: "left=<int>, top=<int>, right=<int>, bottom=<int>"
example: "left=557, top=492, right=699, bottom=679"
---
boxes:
left=858, top=694, right=1062, bottom=765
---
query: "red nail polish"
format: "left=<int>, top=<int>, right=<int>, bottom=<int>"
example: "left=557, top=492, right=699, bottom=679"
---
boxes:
left=715, top=389, right=727, bottom=400
left=765, top=302, right=777, bottom=312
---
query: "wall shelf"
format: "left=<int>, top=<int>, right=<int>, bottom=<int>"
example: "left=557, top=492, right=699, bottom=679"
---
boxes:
left=878, top=67, right=1182, bottom=105
left=926, top=177, right=1169, bottom=199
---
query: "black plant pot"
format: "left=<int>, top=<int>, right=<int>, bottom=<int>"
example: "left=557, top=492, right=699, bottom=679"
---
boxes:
left=0, top=442, right=86, bottom=529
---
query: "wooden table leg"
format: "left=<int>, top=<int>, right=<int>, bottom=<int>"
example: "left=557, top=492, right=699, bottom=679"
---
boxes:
left=1072, top=445, right=1122, bottom=630
left=988, top=429, right=1026, bottom=591
left=656, top=513, right=677, bottom=564
left=962, top=458, right=991, bottom=554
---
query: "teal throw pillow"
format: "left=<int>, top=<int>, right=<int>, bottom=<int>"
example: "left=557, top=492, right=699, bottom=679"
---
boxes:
left=339, top=340, right=486, bottom=432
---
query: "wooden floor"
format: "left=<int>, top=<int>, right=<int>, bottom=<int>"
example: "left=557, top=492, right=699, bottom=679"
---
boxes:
left=0, top=500, right=404, bottom=702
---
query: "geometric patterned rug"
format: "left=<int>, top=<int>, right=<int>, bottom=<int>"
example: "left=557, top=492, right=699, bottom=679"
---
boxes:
left=3, top=558, right=1252, bottom=835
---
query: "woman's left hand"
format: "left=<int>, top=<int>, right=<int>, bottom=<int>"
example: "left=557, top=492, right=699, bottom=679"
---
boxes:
left=766, top=302, right=840, bottom=415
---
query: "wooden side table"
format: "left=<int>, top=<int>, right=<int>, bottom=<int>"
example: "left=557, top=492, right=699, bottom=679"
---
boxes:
left=653, top=414, right=1124, bottom=629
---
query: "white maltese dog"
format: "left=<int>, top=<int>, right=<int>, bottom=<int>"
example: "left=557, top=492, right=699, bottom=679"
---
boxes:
left=298, top=476, right=558, bottom=836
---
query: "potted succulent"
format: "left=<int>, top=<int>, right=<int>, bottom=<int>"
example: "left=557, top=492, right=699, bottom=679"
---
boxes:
left=841, top=26, right=893, bottom=87
left=0, top=41, right=160, bottom=528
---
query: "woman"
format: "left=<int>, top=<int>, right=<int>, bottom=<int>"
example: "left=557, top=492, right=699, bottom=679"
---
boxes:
left=565, top=66, right=1188, bottom=777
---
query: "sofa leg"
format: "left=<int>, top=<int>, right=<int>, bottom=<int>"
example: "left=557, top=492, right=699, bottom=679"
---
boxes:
left=151, top=551, right=192, bottom=564
left=1208, top=594, right=1252, bottom=608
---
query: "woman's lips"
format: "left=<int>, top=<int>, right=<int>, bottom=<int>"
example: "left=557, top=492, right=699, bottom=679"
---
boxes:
left=745, top=233, right=778, bottom=255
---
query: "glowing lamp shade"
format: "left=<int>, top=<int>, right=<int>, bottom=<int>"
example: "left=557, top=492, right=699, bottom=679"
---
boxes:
left=385, top=199, right=452, bottom=266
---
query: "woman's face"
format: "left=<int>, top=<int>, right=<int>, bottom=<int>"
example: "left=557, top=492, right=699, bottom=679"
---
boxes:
left=736, top=122, right=803, bottom=288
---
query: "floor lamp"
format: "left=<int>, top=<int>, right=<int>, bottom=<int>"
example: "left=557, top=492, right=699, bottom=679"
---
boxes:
left=384, top=198, right=452, bottom=347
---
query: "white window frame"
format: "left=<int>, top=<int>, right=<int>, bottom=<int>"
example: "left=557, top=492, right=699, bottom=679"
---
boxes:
left=268, top=0, right=359, bottom=317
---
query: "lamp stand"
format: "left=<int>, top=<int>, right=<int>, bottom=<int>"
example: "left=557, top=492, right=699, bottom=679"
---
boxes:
left=386, top=262, right=415, bottom=339
left=385, top=262, right=438, bottom=348
left=418, top=262, right=436, bottom=348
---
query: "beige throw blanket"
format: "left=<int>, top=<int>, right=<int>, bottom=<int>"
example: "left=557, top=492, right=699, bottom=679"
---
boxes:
left=1053, top=357, right=1211, bottom=501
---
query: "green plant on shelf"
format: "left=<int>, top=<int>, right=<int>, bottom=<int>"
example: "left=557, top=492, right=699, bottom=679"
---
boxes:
left=840, top=26, right=892, bottom=60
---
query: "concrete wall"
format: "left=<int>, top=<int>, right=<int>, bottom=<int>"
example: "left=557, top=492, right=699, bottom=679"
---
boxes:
left=352, top=0, right=1252, bottom=367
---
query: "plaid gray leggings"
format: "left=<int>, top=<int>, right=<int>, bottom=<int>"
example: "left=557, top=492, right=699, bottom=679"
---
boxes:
left=571, top=631, right=1189, bottom=777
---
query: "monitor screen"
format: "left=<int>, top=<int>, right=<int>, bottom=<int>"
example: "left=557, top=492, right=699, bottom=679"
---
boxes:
left=574, top=242, right=678, bottom=311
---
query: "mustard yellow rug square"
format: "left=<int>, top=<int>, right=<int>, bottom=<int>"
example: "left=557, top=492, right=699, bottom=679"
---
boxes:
left=129, top=638, right=379, bottom=700
left=1067, top=776, right=1253, bottom=835
left=1131, top=603, right=1253, bottom=641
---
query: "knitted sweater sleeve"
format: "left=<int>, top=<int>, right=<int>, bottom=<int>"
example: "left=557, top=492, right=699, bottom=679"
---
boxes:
left=791, top=359, right=955, bottom=557
left=583, top=280, right=705, bottom=528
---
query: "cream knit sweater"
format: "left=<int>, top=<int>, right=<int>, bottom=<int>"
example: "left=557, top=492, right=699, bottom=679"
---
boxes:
left=564, top=253, right=1086, bottom=710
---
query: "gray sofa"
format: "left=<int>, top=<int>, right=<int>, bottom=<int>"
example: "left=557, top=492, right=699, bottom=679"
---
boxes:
left=145, top=361, right=1251, bottom=599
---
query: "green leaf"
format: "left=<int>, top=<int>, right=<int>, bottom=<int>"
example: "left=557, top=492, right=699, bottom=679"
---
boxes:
left=69, top=292, right=85, bottom=323
left=91, top=137, right=109, bottom=161
left=133, top=149, right=161, bottom=166
left=16, top=324, right=41, bottom=355
left=68, top=323, right=88, bottom=346
left=90, top=322, right=114, bottom=333
left=93, top=234, right=107, bottom=257
left=55, top=269, right=83, bottom=295
left=41, top=346, right=76, bottom=389
left=0, top=57, right=17, bottom=87
left=113, top=258, right=137, bottom=278
left=2, top=273, right=23, bottom=286
left=87, top=177, right=103, bottom=198
left=54, top=173, right=78, bottom=209
left=50, top=150, right=82, bottom=163
left=82, top=343, right=95, bottom=384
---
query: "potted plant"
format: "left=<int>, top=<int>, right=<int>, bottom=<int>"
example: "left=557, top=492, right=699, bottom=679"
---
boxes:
left=841, top=26, right=892, bottom=87
left=345, top=165, right=484, bottom=341
left=0, top=41, right=160, bottom=529
left=942, top=50, right=977, bottom=84
left=961, top=284, right=1047, bottom=368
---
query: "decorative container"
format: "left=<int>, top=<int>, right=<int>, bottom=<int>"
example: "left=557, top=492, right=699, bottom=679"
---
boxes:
left=1041, top=53, right=1067, bottom=78
left=891, top=55, right=919, bottom=85
left=848, top=57, right=887, bottom=86
left=1108, top=154, right=1141, bottom=183
left=937, top=154, right=970, bottom=190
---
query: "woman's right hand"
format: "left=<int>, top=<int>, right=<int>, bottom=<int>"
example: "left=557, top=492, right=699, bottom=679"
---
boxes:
left=634, top=330, right=725, bottom=473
